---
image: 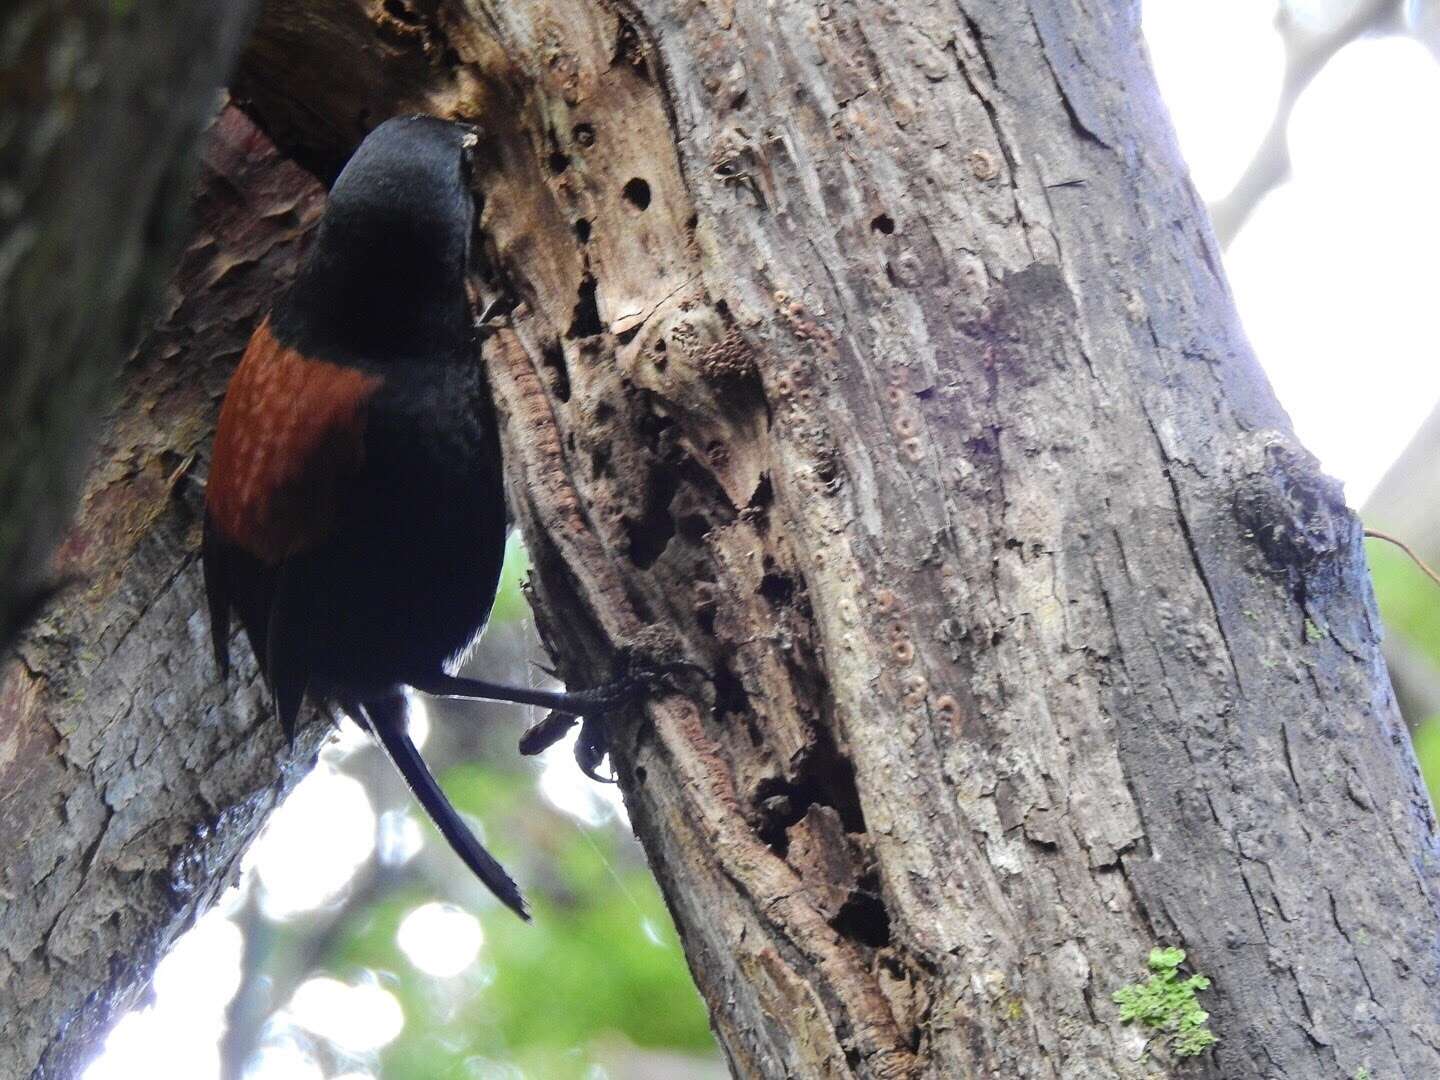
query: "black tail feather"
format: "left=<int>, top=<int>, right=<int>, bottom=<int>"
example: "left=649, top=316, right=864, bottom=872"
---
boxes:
left=359, top=695, right=529, bottom=920
left=201, top=517, right=231, bottom=680
left=266, top=563, right=310, bottom=748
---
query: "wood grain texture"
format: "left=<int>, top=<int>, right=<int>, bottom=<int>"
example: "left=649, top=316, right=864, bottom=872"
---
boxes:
left=419, top=1, right=1440, bottom=1075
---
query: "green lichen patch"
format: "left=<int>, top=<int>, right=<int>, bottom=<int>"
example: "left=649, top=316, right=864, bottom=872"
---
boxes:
left=1112, top=947, right=1217, bottom=1059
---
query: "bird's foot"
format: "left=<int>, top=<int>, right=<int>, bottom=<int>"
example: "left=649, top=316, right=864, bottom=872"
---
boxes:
left=517, top=658, right=705, bottom=782
left=573, top=712, right=614, bottom=784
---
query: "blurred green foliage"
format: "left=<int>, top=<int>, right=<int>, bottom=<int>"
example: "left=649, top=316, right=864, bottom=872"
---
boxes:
left=1368, top=540, right=1440, bottom=662
left=321, top=763, right=713, bottom=1079
left=1367, top=537, right=1440, bottom=808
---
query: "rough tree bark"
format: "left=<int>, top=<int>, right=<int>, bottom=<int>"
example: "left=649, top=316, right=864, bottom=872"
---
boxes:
left=6, top=1, right=1440, bottom=1078
left=0, top=0, right=260, bottom=647
left=0, top=108, right=333, bottom=1079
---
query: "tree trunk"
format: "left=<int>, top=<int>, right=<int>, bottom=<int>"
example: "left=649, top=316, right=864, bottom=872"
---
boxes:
left=8, top=1, right=1440, bottom=1077
left=0, top=106, right=332, bottom=1079
left=467, top=1, right=1440, bottom=1074
left=0, top=0, right=260, bottom=648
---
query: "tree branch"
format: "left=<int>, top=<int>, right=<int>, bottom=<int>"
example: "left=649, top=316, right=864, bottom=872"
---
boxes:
left=1365, top=399, right=1440, bottom=724
left=1208, top=0, right=1403, bottom=247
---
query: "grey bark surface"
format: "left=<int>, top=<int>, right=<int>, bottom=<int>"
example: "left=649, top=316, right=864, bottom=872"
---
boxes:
left=457, top=2, right=1440, bottom=1076
left=0, top=107, right=331, bottom=1079
left=5, top=1, right=1440, bottom=1078
left=0, top=0, right=259, bottom=648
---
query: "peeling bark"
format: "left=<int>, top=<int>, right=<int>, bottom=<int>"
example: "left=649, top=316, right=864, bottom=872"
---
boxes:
left=7, top=1, right=1440, bottom=1077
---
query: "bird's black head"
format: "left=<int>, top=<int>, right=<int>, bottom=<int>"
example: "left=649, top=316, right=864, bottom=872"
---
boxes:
left=275, top=115, right=480, bottom=363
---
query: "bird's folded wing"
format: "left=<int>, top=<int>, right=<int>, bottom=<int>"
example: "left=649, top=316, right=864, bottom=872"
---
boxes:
left=202, top=317, right=383, bottom=685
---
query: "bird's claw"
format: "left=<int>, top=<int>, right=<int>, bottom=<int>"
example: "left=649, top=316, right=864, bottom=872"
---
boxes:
left=612, top=658, right=706, bottom=705
left=567, top=659, right=702, bottom=782
left=518, top=709, right=578, bottom=757
left=575, top=714, right=616, bottom=784
left=560, top=659, right=697, bottom=716
left=516, top=658, right=707, bottom=779
left=516, top=698, right=616, bottom=777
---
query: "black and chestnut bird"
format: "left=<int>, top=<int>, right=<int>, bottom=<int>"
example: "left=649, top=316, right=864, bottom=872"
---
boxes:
left=204, top=116, right=648, bottom=919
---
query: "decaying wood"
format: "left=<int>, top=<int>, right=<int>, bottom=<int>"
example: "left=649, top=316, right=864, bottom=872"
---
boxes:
left=8, top=0, right=1440, bottom=1076
left=0, top=108, right=331, bottom=1079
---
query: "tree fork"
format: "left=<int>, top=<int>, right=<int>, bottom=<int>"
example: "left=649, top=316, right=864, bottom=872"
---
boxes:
left=6, top=0, right=1440, bottom=1077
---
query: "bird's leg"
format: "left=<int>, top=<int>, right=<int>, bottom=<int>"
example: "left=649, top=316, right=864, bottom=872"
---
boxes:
left=409, top=672, right=641, bottom=715
left=413, top=672, right=642, bottom=784
left=415, top=660, right=706, bottom=782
